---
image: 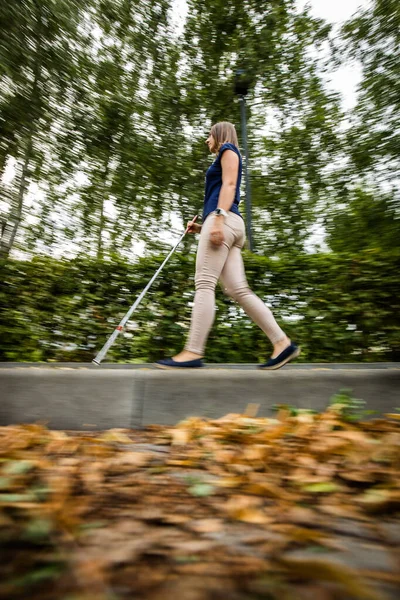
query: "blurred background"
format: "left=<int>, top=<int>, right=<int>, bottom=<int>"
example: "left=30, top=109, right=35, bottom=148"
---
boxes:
left=0, top=0, right=399, bottom=364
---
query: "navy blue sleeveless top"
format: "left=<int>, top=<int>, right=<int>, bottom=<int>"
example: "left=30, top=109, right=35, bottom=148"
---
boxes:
left=202, top=142, right=243, bottom=222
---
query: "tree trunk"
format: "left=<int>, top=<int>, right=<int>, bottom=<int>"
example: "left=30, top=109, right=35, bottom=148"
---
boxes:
left=96, top=148, right=113, bottom=260
left=0, top=4, right=42, bottom=259
left=0, top=136, right=34, bottom=258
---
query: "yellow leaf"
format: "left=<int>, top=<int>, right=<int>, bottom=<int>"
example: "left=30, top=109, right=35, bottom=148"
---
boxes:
left=215, top=475, right=244, bottom=488
left=167, top=458, right=198, bottom=467
left=223, top=494, right=272, bottom=523
left=214, top=413, right=243, bottom=423
left=82, top=443, right=113, bottom=458
left=188, top=518, right=223, bottom=533
left=241, top=445, right=269, bottom=462
left=169, top=428, right=190, bottom=445
left=233, top=507, right=272, bottom=524
left=115, top=452, right=152, bottom=467
left=276, top=557, right=380, bottom=600
left=244, top=481, right=293, bottom=500
left=98, top=430, right=133, bottom=444
left=46, top=438, right=80, bottom=454
left=213, top=449, right=237, bottom=463
left=356, top=488, right=400, bottom=513
left=288, top=527, right=337, bottom=547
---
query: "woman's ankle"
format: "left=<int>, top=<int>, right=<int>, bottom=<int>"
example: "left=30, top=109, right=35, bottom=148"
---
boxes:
left=173, top=350, right=203, bottom=361
left=272, top=336, right=290, bottom=357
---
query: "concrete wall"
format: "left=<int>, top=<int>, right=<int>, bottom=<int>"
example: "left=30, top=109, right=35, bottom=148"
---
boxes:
left=0, top=364, right=399, bottom=430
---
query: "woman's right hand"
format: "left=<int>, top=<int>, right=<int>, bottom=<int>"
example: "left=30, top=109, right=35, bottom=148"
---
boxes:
left=187, top=220, right=202, bottom=234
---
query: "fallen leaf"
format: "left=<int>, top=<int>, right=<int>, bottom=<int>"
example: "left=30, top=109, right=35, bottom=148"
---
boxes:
left=169, top=429, right=191, bottom=445
left=3, top=460, right=35, bottom=475
left=243, top=481, right=294, bottom=500
left=302, top=482, right=341, bottom=493
left=356, top=488, right=400, bottom=513
left=98, top=430, right=133, bottom=444
left=276, top=556, right=381, bottom=599
left=188, top=483, right=215, bottom=497
left=186, top=518, right=223, bottom=533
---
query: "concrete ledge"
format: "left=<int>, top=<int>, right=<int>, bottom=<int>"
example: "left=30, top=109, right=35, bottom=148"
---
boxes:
left=0, top=364, right=399, bottom=429
left=137, top=368, right=400, bottom=425
left=0, top=370, right=140, bottom=430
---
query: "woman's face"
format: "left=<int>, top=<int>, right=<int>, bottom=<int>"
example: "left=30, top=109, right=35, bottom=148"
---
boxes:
left=206, top=131, right=216, bottom=153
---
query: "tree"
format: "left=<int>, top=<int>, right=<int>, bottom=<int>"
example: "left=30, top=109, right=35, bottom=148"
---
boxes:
left=61, top=0, right=182, bottom=259
left=326, top=188, right=400, bottom=253
left=341, top=0, right=400, bottom=185
left=178, top=0, right=343, bottom=254
left=1, top=0, right=183, bottom=259
left=0, top=0, right=91, bottom=258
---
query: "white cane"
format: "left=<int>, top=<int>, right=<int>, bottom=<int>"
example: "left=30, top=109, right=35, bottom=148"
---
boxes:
left=92, top=215, right=198, bottom=365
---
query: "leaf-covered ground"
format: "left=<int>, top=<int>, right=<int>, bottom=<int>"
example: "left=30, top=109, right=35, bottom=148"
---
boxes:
left=1, top=404, right=399, bottom=600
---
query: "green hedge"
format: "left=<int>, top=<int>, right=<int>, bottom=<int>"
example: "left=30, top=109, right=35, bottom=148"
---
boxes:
left=1, top=250, right=399, bottom=363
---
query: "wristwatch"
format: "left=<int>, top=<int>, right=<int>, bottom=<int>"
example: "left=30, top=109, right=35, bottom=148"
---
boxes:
left=213, top=208, right=228, bottom=218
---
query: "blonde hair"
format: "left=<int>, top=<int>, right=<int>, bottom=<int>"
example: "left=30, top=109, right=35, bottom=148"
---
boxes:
left=210, top=121, right=239, bottom=153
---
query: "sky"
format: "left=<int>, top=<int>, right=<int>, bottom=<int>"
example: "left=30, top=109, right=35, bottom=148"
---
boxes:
left=2, top=0, right=371, bottom=256
left=297, top=0, right=369, bottom=109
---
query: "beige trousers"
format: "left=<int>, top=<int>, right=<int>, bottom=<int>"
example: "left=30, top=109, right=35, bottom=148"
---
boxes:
left=184, top=212, right=286, bottom=355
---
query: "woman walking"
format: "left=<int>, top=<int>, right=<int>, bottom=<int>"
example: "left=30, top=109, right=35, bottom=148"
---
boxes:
left=155, top=121, right=300, bottom=370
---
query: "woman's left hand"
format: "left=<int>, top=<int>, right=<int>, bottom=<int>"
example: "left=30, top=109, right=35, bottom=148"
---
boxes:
left=210, top=219, right=225, bottom=246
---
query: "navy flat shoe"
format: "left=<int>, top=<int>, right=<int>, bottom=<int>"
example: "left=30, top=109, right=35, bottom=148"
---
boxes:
left=258, top=342, right=300, bottom=370
left=154, top=357, right=204, bottom=369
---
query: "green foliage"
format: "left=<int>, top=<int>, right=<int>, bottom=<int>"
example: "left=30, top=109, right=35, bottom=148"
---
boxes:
left=0, top=0, right=181, bottom=259
left=1, top=250, right=399, bottom=363
left=329, top=388, right=377, bottom=422
left=23, top=518, right=53, bottom=543
left=181, top=0, right=344, bottom=254
left=6, top=564, right=64, bottom=589
left=340, top=0, right=400, bottom=183
left=326, top=188, right=400, bottom=253
left=0, top=0, right=351, bottom=259
left=0, top=0, right=399, bottom=350
left=0, top=0, right=94, bottom=257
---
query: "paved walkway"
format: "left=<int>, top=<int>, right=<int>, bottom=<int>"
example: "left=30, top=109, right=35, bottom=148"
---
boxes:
left=1, top=363, right=399, bottom=430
